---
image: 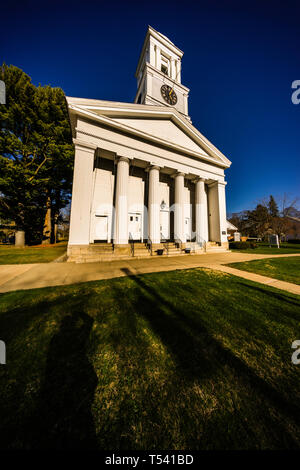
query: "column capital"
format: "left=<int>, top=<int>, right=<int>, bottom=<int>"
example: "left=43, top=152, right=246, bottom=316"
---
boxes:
left=193, top=176, right=207, bottom=184
left=73, top=138, right=97, bottom=153
left=145, top=164, right=161, bottom=172
left=208, top=179, right=227, bottom=187
left=117, top=156, right=130, bottom=164
left=171, top=171, right=185, bottom=178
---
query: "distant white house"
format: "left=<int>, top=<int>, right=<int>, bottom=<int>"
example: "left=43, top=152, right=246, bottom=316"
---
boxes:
left=226, top=220, right=238, bottom=234
left=66, top=27, right=232, bottom=262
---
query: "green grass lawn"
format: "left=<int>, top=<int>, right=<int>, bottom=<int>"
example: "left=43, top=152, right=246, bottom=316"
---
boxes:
left=227, top=256, right=300, bottom=286
left=0, top=242, right=67, bottom=264
left=0, top=267, right=300, bottom=450
left=232, top=242, right=300, bottom=255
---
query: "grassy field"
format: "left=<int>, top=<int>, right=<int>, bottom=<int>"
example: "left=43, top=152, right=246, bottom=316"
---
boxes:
left=231, top=242, right=300, bottom=255
left=0, top=243, right=67, bottom=264
left=0, top=267, right=300, bottom=450
left=227, top=256, right=300, bottom=285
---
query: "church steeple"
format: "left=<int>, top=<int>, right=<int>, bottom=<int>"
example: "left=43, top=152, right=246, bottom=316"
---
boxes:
left=134, top=26, right=190, bottom=120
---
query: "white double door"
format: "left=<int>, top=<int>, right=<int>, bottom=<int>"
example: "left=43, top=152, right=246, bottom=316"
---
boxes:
left=128, top=213, right=142, bottom=241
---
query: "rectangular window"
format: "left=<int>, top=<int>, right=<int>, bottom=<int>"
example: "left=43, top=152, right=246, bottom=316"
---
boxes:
left=161, top=54, right=170, bottom=76
left=161, top=64, right=168, bottom=75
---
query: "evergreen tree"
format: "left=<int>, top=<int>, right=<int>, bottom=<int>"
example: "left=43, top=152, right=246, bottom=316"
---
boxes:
left=0, top=64, right=74, bottom=245
left=0, top=64, right=45, bottom=244
left=33, top=85, right=73, bottom=243
left=247, top=204, right=270, bottom=238
left=268, top=195, right=279, bottom=217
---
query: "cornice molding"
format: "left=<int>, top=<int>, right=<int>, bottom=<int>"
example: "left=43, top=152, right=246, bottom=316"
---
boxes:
left=144, top=63, right=190, bottom=93
left=75, top=128, right=225, bottom=182
left=73, top=138, right=97, bottom=152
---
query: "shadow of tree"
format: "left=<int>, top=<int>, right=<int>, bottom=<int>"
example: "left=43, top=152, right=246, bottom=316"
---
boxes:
left=100, top=281, right=164, bottom=450
left=235, top=281, right=300, bottom=310
left=1, top=269, right=299, bottom=449
left=23, top=310, right=97, bottom=449
left=120, top=268, right=300, bottom=448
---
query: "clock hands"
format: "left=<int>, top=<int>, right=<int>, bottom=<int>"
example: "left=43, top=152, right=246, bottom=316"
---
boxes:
left=161, top=84, right=177, bottom=105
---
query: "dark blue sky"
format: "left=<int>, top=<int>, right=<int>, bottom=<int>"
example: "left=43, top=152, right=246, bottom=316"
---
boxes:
left=2, top=0, right=300, bottom=213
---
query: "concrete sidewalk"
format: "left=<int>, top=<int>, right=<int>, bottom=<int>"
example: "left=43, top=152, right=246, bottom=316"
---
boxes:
left=0, top=252, right=299, bottom=295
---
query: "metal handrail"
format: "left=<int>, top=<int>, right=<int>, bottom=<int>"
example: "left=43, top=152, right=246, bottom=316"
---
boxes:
left=160, top=232, right=168, bottom=255
left=197, top=236, right=207, bottom=252
left=147, top=237, right=152, bottom=255
left=174, top=237, right=183, bottom=252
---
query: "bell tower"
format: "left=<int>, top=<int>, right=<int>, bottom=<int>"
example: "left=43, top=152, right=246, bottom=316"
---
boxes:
left=134, top=26, right=190, bottom=120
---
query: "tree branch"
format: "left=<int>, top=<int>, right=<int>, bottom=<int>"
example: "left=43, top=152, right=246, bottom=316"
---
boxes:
left=28, top=155, right=48, bottom=182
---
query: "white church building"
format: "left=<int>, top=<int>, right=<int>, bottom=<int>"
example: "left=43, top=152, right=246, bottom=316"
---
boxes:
left=67, top=26, right=231, bottom=262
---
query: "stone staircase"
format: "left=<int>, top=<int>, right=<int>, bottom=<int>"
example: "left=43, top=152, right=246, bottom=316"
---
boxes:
left=132, top=242, right=151, bottom=258
left=133, top=241, right=183, bottom=257
left=163, top=242, right=184, bottom=256
left=185, top=241, right=205, bottom=254
left=205, top=241, right=228, bottom=253
left=67, top=240, right=228, bottom=263
left=68, top=244, right=131, bottom=263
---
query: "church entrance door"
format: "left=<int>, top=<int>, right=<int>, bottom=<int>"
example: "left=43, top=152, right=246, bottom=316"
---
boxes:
left=128, top=213, right=142, bottom=241
left=185, top=217, right=191, bottom=241
left=160, top=210, right=170, bottom=241
left=94, top=215, right=108, bottom=242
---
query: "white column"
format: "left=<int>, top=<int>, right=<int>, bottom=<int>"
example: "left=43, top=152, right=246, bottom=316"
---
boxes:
left=183, top=94, right=188, bottom=116
left=195, top=178, right=209, bottom=243
left=114, top=156, right=129, bottom=245
left=207, top=181, right=227, bottom=244
left=148, top=165, right=160, bottom=244
left=174, top=172, right=185, bottom=243
left=68, top=139, right=96, bottom=245
left=156, top=46, right=161, bottom=71
left=170, top=58, right=175, bottom=79
left=149, top=42, right=155, bottom=66
left=177, top=59, right=181, bottom=83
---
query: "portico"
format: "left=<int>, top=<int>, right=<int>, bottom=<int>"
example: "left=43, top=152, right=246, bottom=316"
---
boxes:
left=66, top=26, right=231, bottom=263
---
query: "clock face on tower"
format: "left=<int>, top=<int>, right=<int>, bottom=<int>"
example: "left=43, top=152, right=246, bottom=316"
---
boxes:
left=160, top=84, right=177, bottom=105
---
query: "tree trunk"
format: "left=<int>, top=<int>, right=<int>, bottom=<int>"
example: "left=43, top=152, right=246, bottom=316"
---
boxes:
left=15, top=230, right=25, bottom=247
left=43, top=197, right=51, bottom=244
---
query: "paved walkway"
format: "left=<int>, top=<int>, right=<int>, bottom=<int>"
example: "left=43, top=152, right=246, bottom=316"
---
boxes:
left=0, top=251, right=299, bottom=295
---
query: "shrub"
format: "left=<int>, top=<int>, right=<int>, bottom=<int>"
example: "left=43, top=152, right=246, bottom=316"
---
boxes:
left=287, top=239, right=300, bottom=244
left=229, top=241, right=255, bottom=250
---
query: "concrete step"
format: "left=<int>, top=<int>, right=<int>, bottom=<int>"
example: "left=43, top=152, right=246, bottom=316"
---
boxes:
left=80, top=247, right=114, bottom=254
left=186, top=242, right=204, bottom=254
left=205, top=248, right=228, bottom=253
left=71, top=254, right=132, bottom=263
left=133, top=245, right=151, bottom=258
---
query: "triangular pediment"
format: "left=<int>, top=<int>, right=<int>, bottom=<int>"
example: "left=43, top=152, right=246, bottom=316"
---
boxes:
left=66, top=97, right=231, bottom=168
left=112, top=118, right=210, bottom=157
